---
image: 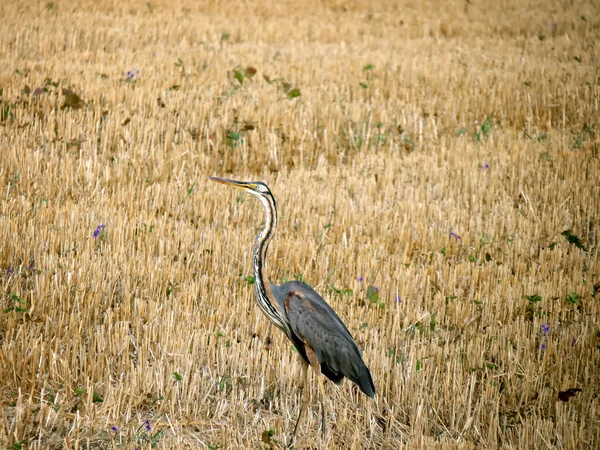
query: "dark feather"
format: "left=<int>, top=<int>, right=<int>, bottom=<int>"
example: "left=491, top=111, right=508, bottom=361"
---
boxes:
left=273, top=281, right=376, bottom=398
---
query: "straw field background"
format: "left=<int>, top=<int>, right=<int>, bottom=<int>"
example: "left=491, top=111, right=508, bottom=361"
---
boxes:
left=1, top=0, right=599, bottom=448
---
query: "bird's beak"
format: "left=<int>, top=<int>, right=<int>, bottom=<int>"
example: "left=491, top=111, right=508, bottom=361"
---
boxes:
left=208, top=176, right=254, bottom=191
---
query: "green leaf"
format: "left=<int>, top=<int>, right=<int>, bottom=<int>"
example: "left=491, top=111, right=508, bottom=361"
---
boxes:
left=287, top=88, right=301, bottom=99
left=169, top=85, right=180, bottom=91
left=523, top=294, right=542, bottom=303
left=363, top=63, right=375, bottom=71
left=261, top=428, right=276, bottom=444
left=366, top=285, right=379, bottom=303
left=359, top=82, right=368, bottom=89
left=416, top=360, right=422, bottom=372
left=234, top=69, right=244, bottom=85
left=566, top=292, right=581, bottom=305
left=561, top=229, right=586, bottom=251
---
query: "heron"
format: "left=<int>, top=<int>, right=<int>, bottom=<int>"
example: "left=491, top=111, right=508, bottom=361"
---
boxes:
left=208, top=176, right=375, bottom=445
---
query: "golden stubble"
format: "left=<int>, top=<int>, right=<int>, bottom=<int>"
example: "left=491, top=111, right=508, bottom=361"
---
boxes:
left=0, top=0, right=598, bottom=448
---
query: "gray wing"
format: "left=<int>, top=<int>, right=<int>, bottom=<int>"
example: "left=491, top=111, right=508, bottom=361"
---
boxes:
left=273, top=280, right=375, bottom=398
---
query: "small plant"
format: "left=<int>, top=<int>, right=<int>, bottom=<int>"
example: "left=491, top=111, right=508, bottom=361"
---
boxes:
left=524, top=294, right=542, bottom=321
left=565, top=292, right=581, bottom=305
left=241, top=274, right=255, bottom=285
left=4, top=293, right=28, bottom=313
left=134, top=223, right=155, bottom=236
left=225, top=129, right=242, bottom=149
left=524, top=294, right=542, bottom=303
left=218, top=375, right=233, bottom=394
left=561, top=229, right=586, bottom=251
left=540, top=323, right=550, bottom=354
left=7, top=440, right=28, bottom=450
left=476, top=117, right=493, bottom=141
left=524, top=131, right=547, bottom=143
left=330, top=285, right=353, bottom=296
left=570, top=123, right=594, bottom=149
left=92, top=392, right=104, bottom=403
left=124, top=70, right=140, bottom=82
left=173, top=371, right=183, bottom=381
left=261, top=428, right=279, bottom=448
left=286, top=88, right=301, bottom=100
left=93, top=224, right=106, bottom=238
left=136, top=420, right=163, bottom=448
left=386, top=347, right=405, bottom=365
left=366, top=285, right=384, bottom=309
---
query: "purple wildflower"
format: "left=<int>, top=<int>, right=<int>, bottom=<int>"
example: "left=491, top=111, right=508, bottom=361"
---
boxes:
left=484, top=163, right=490, bottom=169
left=541, top=342, right=546, bottom=351
left=396, top=296, right=402, bottom=302
left=7, top=267, right=14, bottom=274
left=111, top=425, right=118, bottom=432
left=358, top=276, right=364, bottom=282
left=449, top=230, right=461, bottom=240
left=572, top=337, right=577, bottom=345
left=541, top=324, right=550, bottom=336
left=93, top=224, right=106, bottom=238
left=144, top=420, right=151, bottom=432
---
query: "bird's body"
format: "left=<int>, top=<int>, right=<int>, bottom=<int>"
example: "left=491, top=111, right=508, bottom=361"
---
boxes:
left=270, top=280, right=375, bottom=397
left=208, top=176, right=375, bottom=443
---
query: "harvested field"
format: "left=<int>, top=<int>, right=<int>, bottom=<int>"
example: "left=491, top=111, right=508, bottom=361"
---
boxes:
left=1, top=0, right=599, bottom=448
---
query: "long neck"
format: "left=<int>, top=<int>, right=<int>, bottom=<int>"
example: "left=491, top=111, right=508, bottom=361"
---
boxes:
left=253, top=194, right=277, bottom=289
left=253, top=194, right=288, bottom=333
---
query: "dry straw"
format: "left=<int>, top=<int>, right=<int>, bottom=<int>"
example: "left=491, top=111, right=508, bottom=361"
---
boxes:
left=0, top=0, right=599, bottom=448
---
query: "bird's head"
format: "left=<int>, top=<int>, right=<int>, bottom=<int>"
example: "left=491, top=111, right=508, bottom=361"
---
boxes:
left=208, top=176, right=273, bottom=199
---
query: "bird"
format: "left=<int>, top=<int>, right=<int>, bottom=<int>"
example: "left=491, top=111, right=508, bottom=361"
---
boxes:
left=208, top=176, right=375, bottom=445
